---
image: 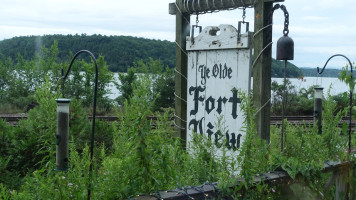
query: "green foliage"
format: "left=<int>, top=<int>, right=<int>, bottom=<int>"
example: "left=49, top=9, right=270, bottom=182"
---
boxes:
left=95, top=76, right=183, bottom=199
left=0, top=75, right=233, bottom=199
left=0, top=34, right=175, bottom=72
left=12, top=145, right=93, bottom=200
left=338, top=63, right=356, bottom=117
left=0, top=34, right=306, bottom=78
left=61, top=54, right=114, bottom=112
left=0, top=119, right=22, bottom=189
left=152, top=67, right=175, bottom=111
left=238, top=92, right=268, bottom=184
left=0, top=81, right=59, bottom=190
left=116, top=58, right=175, bottom=111
left=0, top=184, right=12, bottom=200
left=115, top=67, right=137, bottom=105
left=338, top=63, right=355, bottom=92
left=271, top=79, right=316, bottom=115
left=322, top=89, right=347, bottom=159
left=331, top=92, right=350, bottom=113
left=1, top=54, right=356, bottom=199
left=0, top=41, right=115, bottom=113
left=268, top=90, right=350, bottom=199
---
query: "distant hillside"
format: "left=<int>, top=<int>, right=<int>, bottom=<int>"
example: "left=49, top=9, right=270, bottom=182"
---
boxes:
left=0, top=34, right=302, bottom=77
left=300, top=67, right=341, bottom=77
left=271, top=59, right=303, bottom=78
left=0, top=34, right=175, bottom=72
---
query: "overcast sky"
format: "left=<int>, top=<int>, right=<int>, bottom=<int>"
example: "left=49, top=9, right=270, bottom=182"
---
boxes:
left=0, top=0, right=355, bottom=69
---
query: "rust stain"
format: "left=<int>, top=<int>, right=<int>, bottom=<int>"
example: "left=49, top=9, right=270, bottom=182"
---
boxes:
left=256, top=13, right=260, bottom=19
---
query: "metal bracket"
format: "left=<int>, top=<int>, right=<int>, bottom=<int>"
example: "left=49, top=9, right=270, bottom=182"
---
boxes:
left=56, top=134, right=61, bottom=145
left=237, top=21, right=249, bottom=42
left=314, top=110, right=319, bottom=118
left=191, top=25, right=202, bottom=44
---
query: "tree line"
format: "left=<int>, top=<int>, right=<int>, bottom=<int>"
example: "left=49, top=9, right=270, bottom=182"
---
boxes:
left=0, top=41, right=174, bottom=114
left=300, top=67, right=341, bottom=77
left=0, top=34, right=303, bottom=77
left=0, top=34, right=175, bottom=72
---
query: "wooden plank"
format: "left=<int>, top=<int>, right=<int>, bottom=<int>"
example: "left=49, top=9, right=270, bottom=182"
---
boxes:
left=169, top=0, right=284, bottom=15
left=174, top=0, right=190, bottom=149
left=186, top=25, right=250, bottom=50
left=253, top=0, right=273, bottom=142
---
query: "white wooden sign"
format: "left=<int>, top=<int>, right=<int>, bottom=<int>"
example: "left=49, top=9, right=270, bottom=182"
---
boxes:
left=186, top=24, right=252, bottom=153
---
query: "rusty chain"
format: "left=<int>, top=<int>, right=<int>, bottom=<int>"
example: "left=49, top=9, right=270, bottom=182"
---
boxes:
left=180, top=0, right=256, bottom=15
left=267, top=4, right=290, bottom=44
left=269, top=4, right=289, bottom=36
left=280, top=5, right=289, bottom=36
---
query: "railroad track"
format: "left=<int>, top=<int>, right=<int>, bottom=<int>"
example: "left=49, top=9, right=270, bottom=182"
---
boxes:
left=270, top=116, right=356, bottom=131
left=1, top=114, right=355, bottom=128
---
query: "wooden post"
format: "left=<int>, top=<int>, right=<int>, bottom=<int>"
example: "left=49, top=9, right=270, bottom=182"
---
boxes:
left=174, top=0, right=190, bottom=148
left=335, top=165, right=349, bottom=200
left=253, top=0, right=273, bottom=142
left=351, top=166, right=355, bottom=200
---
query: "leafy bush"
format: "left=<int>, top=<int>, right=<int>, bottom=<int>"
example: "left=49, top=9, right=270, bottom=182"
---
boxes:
left=271, top=79, right=316, bottom=115
left=0, top=41, right=114, bottom=114
left=1, top=61, right=356, bottom=199
left=115, top=58, right=175, bottom=112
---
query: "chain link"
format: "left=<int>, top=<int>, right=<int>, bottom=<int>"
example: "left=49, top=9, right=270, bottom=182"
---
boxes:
left=242, top=6, right=246, bottom=23
left=280, top=5, right=289, bottom=36
left=183, top=0, right=257, bottom=15
left=267, top=4, right=290, bottom=42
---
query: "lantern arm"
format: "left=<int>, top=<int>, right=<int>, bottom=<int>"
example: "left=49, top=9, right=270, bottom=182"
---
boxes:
left=61, top=49, right=98, bottom=165
left=317, top=54, right=353, bottom=76
left=61, top=50, right=98, bottom=200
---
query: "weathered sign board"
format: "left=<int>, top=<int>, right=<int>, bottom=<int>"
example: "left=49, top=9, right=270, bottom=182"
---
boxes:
left=186, top=24, right=252, bottom=154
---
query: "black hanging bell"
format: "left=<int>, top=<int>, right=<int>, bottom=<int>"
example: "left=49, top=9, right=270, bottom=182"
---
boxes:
left=276, top=35, right=294, bottom=60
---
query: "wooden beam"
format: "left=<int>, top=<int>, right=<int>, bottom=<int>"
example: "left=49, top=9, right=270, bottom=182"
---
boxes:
left=253, top=0, right=273, bottom=142
left=169, top=0, right=283, bottom=15
left=174, top=0, right=190, bottom=149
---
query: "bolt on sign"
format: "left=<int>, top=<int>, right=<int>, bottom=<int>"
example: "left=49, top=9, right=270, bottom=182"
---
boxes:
left=186, top=24, right=252, bottom=154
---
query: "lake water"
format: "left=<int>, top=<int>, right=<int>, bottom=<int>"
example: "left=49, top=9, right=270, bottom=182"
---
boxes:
left=271, top=77, right=350, bottom=96
left=106, top=73, right=350, bottom=100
